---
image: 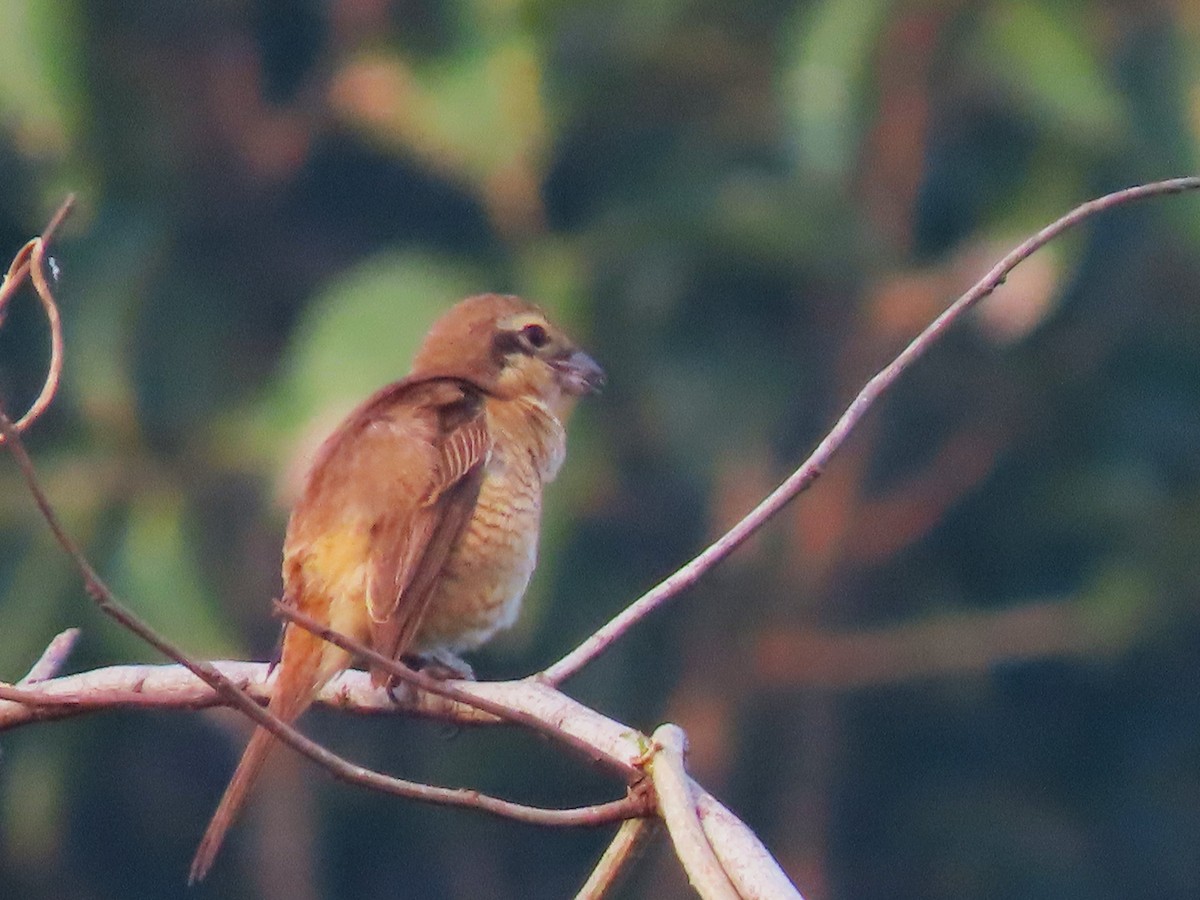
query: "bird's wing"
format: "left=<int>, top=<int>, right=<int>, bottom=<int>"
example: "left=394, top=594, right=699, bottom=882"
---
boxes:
left=285, top=377, right=490, bottom=683
left=365, top=382, right=490, bottom=669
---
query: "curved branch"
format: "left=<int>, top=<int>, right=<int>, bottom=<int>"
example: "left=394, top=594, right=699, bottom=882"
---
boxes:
left=574, top=817, right=657, bottom=899
left=647, top=725, right=740, bottom=900
left=0, top=195, right=73, bottom=442
left=542, top=176, right=1200, bottom=685
left=694, top=790, right=805, bottom=900
left=0, top=658, right=648, bottom=829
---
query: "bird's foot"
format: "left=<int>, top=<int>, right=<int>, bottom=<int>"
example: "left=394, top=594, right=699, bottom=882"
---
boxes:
left=386, top=650, right=476, bottom=705
left=405, top=648, right=476, bottom=682
left=386, top=678, right=417, bottom=705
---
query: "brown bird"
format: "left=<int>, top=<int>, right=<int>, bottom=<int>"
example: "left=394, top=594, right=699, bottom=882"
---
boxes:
left=189, top=294, right=603, bottom=882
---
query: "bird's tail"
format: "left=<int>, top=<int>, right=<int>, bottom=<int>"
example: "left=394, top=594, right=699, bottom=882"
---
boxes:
left=188, top=624, right=347, bottom=884
left=188, top=721, right=279, bottom=884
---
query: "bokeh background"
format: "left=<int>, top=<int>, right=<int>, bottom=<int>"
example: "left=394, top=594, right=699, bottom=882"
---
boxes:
left=3, top=1, right=1200, bottom=898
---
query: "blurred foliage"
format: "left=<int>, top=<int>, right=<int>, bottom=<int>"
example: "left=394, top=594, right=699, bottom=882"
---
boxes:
left=3, top=1, right=1200, bottom=898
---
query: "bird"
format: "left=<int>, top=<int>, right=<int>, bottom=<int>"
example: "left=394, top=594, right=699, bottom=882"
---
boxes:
left=188, top=293, right=604, bottom=883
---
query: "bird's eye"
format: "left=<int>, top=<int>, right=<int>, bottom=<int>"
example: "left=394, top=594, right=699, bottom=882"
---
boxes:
left=521, top=323, right=550, bottom=349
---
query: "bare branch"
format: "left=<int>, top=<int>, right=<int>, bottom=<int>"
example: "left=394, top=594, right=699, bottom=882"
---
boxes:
left=693, top=790, right=805, bottom=900
left=0, top=661, right=262, bottom=725
left=647, top=725, right=740, bottom=900
left=17, top=627, right=80, bottom=684
left=1, top=658, right=804, bottom=892
left=542, top=176, right=1200, bottom=685
left=276, top=601, right=642, bottom=782
left=0, top=658, right=655, bottom=795
left=574, top=817, right=657, bottom=900
left=0, top=195, right=73, bottom=441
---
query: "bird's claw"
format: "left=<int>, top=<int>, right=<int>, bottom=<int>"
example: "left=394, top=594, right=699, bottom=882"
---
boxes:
left=406, top=648, right=476, bottom=682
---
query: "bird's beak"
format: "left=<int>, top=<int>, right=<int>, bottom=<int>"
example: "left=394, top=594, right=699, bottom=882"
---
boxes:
left=552, top=349, right=606, bottom=396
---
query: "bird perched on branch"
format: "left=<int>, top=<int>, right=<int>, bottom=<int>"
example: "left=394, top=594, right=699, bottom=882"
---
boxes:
left=189, top=294, right=604, bottom=882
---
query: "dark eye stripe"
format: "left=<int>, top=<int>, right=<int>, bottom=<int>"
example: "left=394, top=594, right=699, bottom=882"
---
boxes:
left=492, top=329, right=523, bottom=357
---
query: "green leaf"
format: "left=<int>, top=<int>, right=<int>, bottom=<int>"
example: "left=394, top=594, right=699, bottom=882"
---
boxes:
left=780, top=0, right=894, bottom=180
left=218, top=252, right=482, bottom=471
left=976, top=0, right=1126, bottom=145
left=107, top=489, right=230, bottom=657
left=0, top=0, right=91, bottom=197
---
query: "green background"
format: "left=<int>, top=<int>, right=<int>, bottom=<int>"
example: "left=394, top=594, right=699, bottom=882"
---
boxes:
left=3, top=1, right=1200, bottom=898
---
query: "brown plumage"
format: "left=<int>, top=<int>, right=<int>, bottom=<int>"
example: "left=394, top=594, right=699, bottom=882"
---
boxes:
left=189, top=294, right=603, bottom=883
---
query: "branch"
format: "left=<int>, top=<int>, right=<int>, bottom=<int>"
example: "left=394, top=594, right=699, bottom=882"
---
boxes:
left=275, top=601, right=641, bottom=782
left=0, top=658, right=658, bottom=775
left=16, top=179, right=1188, bottom=892
left=16, top=627, right=80, bottom=684
left=574, top=817, right=657, bottom=900
left=647, top=725, right=740, bottom=900
left=0, top=654, right=806, bottom=896
left=542, top=176, right=1200, bottom=685
left=0, top=195, right=73, bottom=441
left=693, top=790, right=804, bottom=900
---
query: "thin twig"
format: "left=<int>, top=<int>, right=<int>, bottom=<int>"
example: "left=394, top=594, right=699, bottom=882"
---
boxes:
left=17, top=627, right=80, bottom=684
left=574, top=817, right=657, bottom=900
left=0, top=195, right=73, bottom=441
left=542, top=175, right=1200, bottom=685
left=647, top=725, right=740, bottom=900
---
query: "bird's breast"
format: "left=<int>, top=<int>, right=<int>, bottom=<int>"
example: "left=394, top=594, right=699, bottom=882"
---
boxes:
left=413, top=442, right=544, bottom=653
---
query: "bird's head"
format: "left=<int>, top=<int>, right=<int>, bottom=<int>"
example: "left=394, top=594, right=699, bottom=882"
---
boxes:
left=412, top=294, right=605, bottom=416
